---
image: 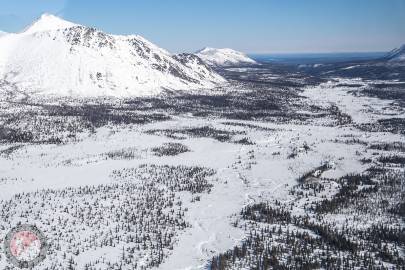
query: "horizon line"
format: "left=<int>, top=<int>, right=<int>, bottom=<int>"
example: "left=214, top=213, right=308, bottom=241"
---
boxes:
left=248, top=51, right=391, bottom=55
left=1, top=13, right=403, bottom=55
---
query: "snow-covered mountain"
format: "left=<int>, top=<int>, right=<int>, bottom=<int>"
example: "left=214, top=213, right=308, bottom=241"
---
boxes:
left=385, top=44, right=405, bottom=62
left=0, top=14, right=225, bottom=97
left=196, top=47, right=257, bottom=67
left=0, top=31, right=8, bottom=37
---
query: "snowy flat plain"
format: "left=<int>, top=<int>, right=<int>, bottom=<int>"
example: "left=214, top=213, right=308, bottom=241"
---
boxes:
left=0, top=65, right=404, bottom=269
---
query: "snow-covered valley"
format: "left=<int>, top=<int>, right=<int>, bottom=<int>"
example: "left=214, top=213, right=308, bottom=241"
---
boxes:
left=0, top=59, right=404, bottom=269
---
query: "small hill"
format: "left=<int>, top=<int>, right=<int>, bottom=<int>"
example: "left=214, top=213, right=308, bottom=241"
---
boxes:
left=196, top=47, right=257, bottom=67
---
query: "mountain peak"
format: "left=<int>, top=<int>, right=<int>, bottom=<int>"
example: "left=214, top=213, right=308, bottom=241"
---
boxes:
left=197, top=47, right=214, bottom=53
left=0, top=16, right=225, bottom=97
left=196, top=47, right=256, bottom=67
left=23, top=13, right=79, bottom=34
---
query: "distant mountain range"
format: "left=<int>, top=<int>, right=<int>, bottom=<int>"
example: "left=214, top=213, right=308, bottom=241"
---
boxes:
left=0, top=14, right=225, bottom=97
left=0, top=14, right=402, bottom=98
left=196, top=47, right=257, bottom=67
left=385, top=44, right=405, bottom=62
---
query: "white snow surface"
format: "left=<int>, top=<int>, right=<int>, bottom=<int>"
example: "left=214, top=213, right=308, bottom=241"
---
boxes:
left=0, top=79, right=404, bottom=269
left=196, top=47, right=257, bottom=67
left=0, top=14, right=226, bottom=97
left=23, top=13, right=79, bottom=34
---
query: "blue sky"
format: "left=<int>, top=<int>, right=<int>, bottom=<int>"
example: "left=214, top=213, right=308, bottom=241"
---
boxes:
left=0, top=0, right=404, bottom=53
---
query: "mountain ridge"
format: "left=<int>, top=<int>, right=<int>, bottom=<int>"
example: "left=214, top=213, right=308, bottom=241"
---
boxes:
left=0, top=14, right=226, bottom=97
left=385, top=44, right=405, bottom=62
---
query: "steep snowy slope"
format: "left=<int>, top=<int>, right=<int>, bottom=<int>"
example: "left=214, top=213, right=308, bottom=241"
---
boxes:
left=22, top=13, right=79, bottom=34
left=0, top=14, right=225, bottom=97
left=196, top=47, right=257, bottom=67
left=386, top=44, right=405, bottom=62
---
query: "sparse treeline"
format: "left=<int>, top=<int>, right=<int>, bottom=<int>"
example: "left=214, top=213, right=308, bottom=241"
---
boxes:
left=0, top=69, right=354, bottom=147
left=209, top=164, right=405, bottom=269
left=0, top=165, right=215, bottom=270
